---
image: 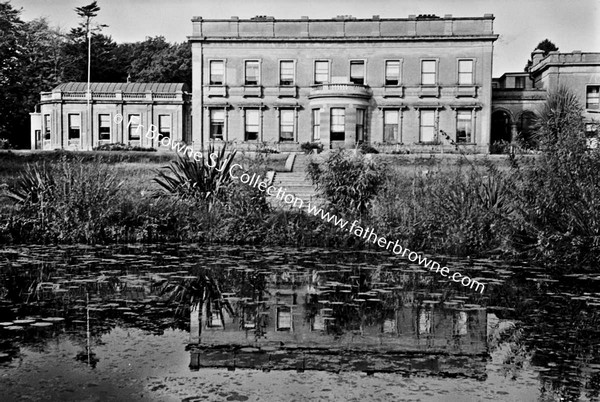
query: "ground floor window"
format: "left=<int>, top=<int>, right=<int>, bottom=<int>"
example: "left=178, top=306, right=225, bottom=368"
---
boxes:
left=43, top=114, right=51, bottom=140
left=419, top=110, right=436, bottom=143
left=587, top=86, right=599, bottom=110
left=279, top=109, right=295, bottom=142
left=383, top=110, right=399, bottom=143
left=356, top=109, right=366, bottom=143
left=312, top=109, right=321, bottom=141
left=128, top=114, right=141, bottom=140
left=158, top=114, right=171, bottom=141
left=209, top=109, right=225, bottom=140
left=330, top=108, right=345, bottom=141
left=98, top=114, right=111, bottom=141
left=456, top=110, right=473, bottom=143
left=245, top=109, right=260, bottom=141
left=68, top=114, right=80, bottom=139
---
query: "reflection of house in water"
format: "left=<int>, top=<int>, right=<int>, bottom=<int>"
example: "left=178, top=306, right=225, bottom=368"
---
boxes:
left=189, top=268, right=489, bottom=378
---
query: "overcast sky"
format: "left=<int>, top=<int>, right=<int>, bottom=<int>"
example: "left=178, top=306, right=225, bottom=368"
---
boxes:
left=10, top=0, right=600, bottom=76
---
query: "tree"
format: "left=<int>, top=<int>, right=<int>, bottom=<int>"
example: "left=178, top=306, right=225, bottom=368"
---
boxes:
left=127, top=37, right=192, bottom=88
left=524, top=39, right=559, bottom=71
left=0, top=1, right=25, bottom=141
left=535, top=39, right=559, bottom=56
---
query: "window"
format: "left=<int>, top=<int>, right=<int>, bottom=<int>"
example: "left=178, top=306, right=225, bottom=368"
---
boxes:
left=456, top=110, right=473, bottom=143
left=314, top=61, right=329, bottom=84
left=245, top=60, right=260, bottom=85
left=330, top=108, right=345, bottom=141
left=209, top=60, right=224, bottom=85
left=458, top=59, right=473, bottom=85
left=587, top=86, right=600, bottom=109
left=277, top=307, right=292, bottom=331
left=279, top=109, right=294, bottom=142
left=385, top=60, right=401, bottom=86
left=210, top=109, right=225, bottom=140
left=420, top=110, right=436, bottom=142
left=128, top=114, right=141, bottom=140
left=159, top=115, right=171, bottom=141
left=350, top=60, right=365, bottom=85
left=68, top=114, right=80, bottom=139
left=98, top=114, right=111, bottom=141
left=279, top=60, right=294, bottom=86
left=356, top=109, right=366, bottom=143
left=245, top=109, right=259, bottom=141
left=384, top=110, right=399, bottom=143
left=312, top=109, right=321, bottom=141
left=421, top=60, right=437, bottom=85
left=43, top=114, right=51, bottom=140
left=515, top=76, right=526, bottom=89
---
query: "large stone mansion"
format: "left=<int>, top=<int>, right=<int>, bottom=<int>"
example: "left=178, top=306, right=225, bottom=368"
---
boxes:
left=31, top=14, right=600, bottom=153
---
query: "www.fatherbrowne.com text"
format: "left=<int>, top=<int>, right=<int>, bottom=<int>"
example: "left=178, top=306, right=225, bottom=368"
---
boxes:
left=123, top=117, right=485, bottom=294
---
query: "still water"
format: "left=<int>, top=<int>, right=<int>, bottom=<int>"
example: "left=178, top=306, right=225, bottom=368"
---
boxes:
left=0, top=244, right=598, bottom=401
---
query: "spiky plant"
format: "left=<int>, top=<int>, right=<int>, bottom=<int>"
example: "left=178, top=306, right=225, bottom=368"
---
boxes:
left=153, top=144, right=237, bottom=210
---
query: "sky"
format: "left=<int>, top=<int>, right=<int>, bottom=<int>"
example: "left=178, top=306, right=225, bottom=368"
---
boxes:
left=9, top=0, right=600, bottom=77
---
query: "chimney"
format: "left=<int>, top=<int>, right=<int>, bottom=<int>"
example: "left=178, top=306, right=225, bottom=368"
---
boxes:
left=531, top=49, right=545, bottom=66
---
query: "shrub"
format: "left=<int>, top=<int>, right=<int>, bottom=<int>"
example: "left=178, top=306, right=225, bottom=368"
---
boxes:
left=300, top=142, right=324, bottom=155
left=153, top=144, right=237, bottom=211
left=357, top=143, right=379, bottom=154
left=2, top=156, right=124, bottom=243
left=93, top=143, right=157, bottom=152
left=307, top=149, right=386, bottom=219
left=508, top=87, right=600, bottom=265
left=0, top=138, right=11, bottom=150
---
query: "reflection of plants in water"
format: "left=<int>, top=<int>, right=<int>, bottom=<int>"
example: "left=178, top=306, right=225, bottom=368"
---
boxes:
left=161, top=275, right=233, bottom=318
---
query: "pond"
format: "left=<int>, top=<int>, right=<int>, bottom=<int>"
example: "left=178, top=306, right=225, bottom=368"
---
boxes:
left=0, top=244, right=599, bottom=401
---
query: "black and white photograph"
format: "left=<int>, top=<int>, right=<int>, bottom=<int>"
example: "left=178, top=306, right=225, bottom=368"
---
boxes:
left=0, top=0, right=599, bottom=400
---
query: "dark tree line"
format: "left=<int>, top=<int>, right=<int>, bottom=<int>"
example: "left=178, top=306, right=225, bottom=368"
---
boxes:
left=0, top=1, right=191, bottom=148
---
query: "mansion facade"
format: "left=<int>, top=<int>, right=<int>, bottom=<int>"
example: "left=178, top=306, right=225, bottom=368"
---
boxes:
left=190, top=14, right=497, bottom=153
left=30, top=14, right=600, bottom=153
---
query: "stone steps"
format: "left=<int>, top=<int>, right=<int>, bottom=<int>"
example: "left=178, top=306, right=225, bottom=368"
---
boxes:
left=267, top=152, right=322, bottom=210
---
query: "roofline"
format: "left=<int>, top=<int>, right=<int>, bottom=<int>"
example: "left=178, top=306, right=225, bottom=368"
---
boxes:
left=188, top=35, right=499, bottom=43
left=191, top=15, right=495, bottom=22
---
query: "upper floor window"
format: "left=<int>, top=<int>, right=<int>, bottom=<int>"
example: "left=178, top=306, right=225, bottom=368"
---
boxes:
left=385, top=60, right=401, bottom=86
left=350, top=60, right=365, bottom=85
left=245, top=60, right=260, bottom=85
left=279, top=60, right=295, bottom=86
left=421, top=60, right=437, bottom=85
left=98, top=114, right=111, bottom=141
left=587, top=86, right=600, bottom=110
left=314, top=61, right=329, bottom=84
left=209, top=60, right=224, bottom=85
left=515, top=76, right=526, bottom=89
left=458, top=59, right=474, bottom=85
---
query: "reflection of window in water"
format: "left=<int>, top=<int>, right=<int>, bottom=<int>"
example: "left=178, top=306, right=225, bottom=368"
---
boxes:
left=243, top=306, right=257, bottom=329
left=419, top=309, right=432, bottom=334
left=383, top=318, right=396, bottom=334
left=208, top=311, right=223, bottom=328
left=312, top=314, right=325, bottom=331
left=453, top=311, right=468, bottom=336
left=277, top=307, right=292, bottom=331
